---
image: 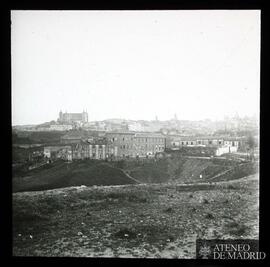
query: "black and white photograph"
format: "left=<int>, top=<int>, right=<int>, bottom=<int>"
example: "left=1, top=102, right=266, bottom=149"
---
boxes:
left=11, top=10, right=261, bottom=259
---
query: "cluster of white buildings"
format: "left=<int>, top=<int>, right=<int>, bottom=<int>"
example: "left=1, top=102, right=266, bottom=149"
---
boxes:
left=168, top=136, right=244, bottom=156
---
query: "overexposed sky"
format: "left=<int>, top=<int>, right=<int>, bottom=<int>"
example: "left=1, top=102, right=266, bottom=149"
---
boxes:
left=11, top=10, right=260, bottom=125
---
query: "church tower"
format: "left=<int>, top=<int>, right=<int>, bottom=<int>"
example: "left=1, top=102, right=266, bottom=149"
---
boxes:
left=82, top=110, right=88, bottom=123
left=58, top=110, right=63, bottom=123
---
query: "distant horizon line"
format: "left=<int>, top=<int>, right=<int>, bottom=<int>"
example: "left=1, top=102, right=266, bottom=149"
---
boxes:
left=12, top=114, right=259, bottom=127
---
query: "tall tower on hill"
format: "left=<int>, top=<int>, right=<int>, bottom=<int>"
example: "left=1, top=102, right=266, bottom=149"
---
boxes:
left=58, top=110, right=63, bottom=122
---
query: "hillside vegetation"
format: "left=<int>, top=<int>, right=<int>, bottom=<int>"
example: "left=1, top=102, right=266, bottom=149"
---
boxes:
left=13, top=157, right=258, bottom=193
left=13, top=160, right=136, bottom=192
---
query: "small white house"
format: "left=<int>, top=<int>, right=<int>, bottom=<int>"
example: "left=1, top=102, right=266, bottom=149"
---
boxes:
left=216, top=146, right=238, bottom=156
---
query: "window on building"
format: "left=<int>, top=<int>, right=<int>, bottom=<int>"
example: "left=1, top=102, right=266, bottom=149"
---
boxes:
left=191, top=142, right=193, bottom=145
left=182, top=142, right=184, bottom=145
left=219, top=141, right=222, bottom=145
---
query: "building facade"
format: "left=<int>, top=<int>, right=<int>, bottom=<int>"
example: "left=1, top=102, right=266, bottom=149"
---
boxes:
left=58, top=110, right=88, bottom=124
left=105, top=132, right=166, bottom=158
left=44, top=146, right=72, bottom=161
left=71, top=138, right=118, bottom=160
left=50, top=131, right=165, bottom=160
left=169, top=136, right=240, bottom=148
left=168, top=136, right=242, bottom=156
left=49, top=124, right=73, bottom=131
left=60, top=131, right=92, bottom=144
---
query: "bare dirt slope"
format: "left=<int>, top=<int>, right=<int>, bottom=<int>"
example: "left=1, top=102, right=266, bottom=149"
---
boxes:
left=13, top=157, right=258, bottom=193
left=13, top=174, right=259, bottom=258
left=13, top=160, right=136, bottom=192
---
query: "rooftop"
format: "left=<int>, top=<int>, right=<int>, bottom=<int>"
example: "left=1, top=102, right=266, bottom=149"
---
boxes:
left=134, top=133, right=165, bottom=138
left=171, top=136, right=247, bottom=141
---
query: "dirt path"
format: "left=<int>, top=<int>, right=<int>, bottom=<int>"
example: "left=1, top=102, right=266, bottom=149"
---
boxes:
left=101, top=163, right=142, bottom=184
left=176, top=173, right=258, bottom=188
left=207, top=167, right=234, bottom=181
left=214, top=174, right=258, bottom=184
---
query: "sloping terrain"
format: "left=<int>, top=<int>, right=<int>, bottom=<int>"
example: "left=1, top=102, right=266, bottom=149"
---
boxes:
left=112, top=158, right=257, bottom=184
left=13, top=157, right=258, bottom=192
left=13, top=174, right=259, bottom=258
left=13, top=131, right=66, bottom=145
left=13, top=160, right=136, bottom=192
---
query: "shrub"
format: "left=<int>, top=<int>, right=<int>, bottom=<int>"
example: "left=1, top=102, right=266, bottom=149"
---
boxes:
left=205, top=213, right=214, bottom=219
left=227, top=184, right=236, bottom=190
left=227, top=221, right=239, bottom=228
left=164, top=207, right=174, bottom=213
left=227, top=222, right=249, bottom=236
left=202, top=199, right=209, bottom=204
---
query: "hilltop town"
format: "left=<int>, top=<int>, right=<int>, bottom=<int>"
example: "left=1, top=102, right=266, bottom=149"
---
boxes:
left=12, top=111, right=259, bottom=257
left=13, top=110, right=258, bottom=135
left=12, top=110, right=258, bottom=167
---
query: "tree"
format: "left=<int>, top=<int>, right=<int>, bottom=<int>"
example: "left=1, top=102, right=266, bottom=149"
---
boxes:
left=247, top=135, right=256, bottom=150
left=246, top=135, right=256, bottom=161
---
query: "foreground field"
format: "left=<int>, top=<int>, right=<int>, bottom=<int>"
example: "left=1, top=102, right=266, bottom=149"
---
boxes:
left=13, top=174, right=259, bottom=258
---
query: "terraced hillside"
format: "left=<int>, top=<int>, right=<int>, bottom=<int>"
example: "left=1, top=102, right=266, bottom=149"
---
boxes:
left=111, top=157, right=258, bottom=184
left=13, top=157, right=258, bottom=192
